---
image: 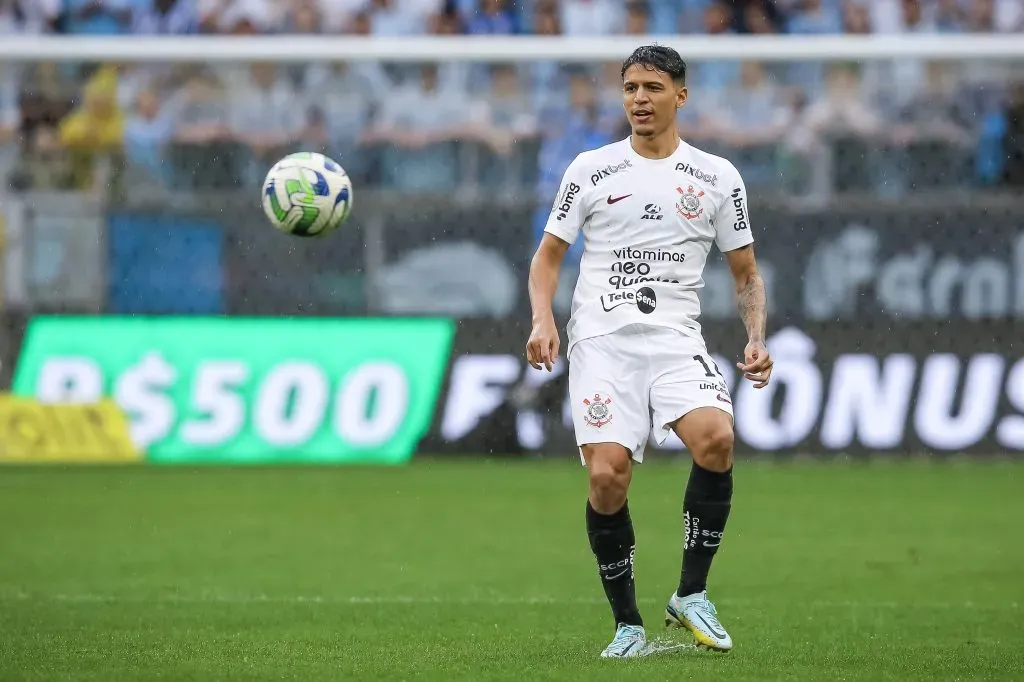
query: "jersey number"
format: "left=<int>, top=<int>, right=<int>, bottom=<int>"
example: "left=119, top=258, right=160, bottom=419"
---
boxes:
left=693, top=355, right=724, bottom=380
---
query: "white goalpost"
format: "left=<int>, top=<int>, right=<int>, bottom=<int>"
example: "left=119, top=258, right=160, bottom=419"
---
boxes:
left=0, top=34, right=1022, bottom=63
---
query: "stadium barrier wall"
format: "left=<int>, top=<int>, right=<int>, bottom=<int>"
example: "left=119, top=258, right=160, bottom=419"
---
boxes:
left=6, top=313, right=1023, bottom=460
left=422, top=319, right=1024, bottom=458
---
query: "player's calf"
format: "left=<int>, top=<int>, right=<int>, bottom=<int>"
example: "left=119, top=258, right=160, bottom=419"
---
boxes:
left=672, top=409, right=734, bottom=599
left=583, top=443, right=643, bottom=631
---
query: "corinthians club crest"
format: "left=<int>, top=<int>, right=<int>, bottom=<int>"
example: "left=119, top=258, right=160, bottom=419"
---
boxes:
left=676, top=185, right=704, bottom=220
left=583, top=393, right=613, bottom=427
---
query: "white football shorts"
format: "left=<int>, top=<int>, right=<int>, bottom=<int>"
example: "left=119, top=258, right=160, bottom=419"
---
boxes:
left=568, top=323, right=734, bottom=463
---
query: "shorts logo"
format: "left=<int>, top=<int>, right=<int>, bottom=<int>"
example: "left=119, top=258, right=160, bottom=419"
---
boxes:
left=583, top=393, right=613, bottom=427
left=676, top=185, right=704, bottom=220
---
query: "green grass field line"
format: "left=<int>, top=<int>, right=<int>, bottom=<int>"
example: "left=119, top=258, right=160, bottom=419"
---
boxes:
left=1, top=460, right=1022, bottom=681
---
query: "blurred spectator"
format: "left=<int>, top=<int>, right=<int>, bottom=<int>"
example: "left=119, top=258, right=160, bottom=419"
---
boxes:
left=303, top=60, right=385, bottom=181
left=227, top=62, right=302, bottom=186
left=690, top=2, right=741, bottom=95
left=841, top=0, right=872, bottom=32
left=59, top=66, right=124, bottom=189
left=719, top=61, right=788, bottom=186
left=743, top=1, right=779, bottom=34
left=308, top=0, right=366, bottom=32
left=61, top=0, right=135, bottom=34
left=132, top=0, right=199, bottom=34
left=198, top=0, right=272, bottom=33
left=786, top=0, right=843, bottom=93
left=283, top=0, right=323, bottom=33
left=467, top=0, right=518, bottom=34
left=1, top=0, right=61, bottom=32
left=1003, top=82, right=1024, bottom=185
left=370, top=0, right=422, bottom=35
left=527, top=2, right=565, bottom=113
left=597, top=61, right=630, bottom=137
left=965, top=0, right=995, bottom=31
left=534, top=69, right=614, bottom=312
left=470, top=63, right=539, bottom=185
left=164, top=69, right=230, bottom=188
left=787, top=0, right=843, bottom=33
left=935, top=0, right=966, bottom=31
left=797, top=63, right=887, bottom=195
left=368, top=63, right=468, bottom=191
left=427, top=3, right=470, bottom=92
left=623, top=0, right=650, bottom=34
left=891, top=61, right=973, bottom=188
left=123, top=88, right=174, bottom=186
left=561, top=0, right=624, bottom=35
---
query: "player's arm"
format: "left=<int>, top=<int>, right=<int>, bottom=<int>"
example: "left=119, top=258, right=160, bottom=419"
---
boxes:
left=526, top=158, right=586, bottom=372
left=527, top=233, right=570, bottom=370
left=725, top=245, right=772, bottom=388
left=716, top=169, right=773, bottom=388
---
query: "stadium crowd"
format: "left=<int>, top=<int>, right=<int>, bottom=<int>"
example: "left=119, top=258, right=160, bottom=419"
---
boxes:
left=0, top=0, right=1022, bottom=203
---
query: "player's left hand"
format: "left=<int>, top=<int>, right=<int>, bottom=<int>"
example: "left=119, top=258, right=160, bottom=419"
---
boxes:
left=737, top=341, right=773, bottom=389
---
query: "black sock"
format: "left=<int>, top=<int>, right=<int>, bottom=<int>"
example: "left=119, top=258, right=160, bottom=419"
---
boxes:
left=586, top=500, right=643, bottom=627
left=678, top=462, right=733, bottom=598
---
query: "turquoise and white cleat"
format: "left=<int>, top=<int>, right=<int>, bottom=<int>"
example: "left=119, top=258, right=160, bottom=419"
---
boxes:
left=665, top=590, right=733, bottom=651
left=599, top=623, right=647, bottom=658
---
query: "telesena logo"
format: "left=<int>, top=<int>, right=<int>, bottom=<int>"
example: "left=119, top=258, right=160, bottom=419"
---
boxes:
left=675, top=163, right=718, bottom=187
left=555, top=182, right=581, bottom=221
left=731, top=187, right=748, bottom=231
left=590, top=159, right=632, bottom=186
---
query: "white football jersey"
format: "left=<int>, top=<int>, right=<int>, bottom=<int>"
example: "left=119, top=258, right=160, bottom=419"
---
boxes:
left=544, top=137, right=754, bottom=354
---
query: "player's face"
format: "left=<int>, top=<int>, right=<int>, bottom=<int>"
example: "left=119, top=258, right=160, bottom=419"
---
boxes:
left=622, top=64, right=686, bottom=137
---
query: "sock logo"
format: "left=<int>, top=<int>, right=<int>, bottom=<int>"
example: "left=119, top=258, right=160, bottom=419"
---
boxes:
left=701, top=529, right=724, bottom=548
left=684, top=511, right=700, bottom=550
left=598, top=545, right=636, bottom=581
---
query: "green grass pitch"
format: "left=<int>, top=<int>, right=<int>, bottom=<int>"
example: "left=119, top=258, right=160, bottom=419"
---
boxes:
left=1, top=458, right=1022, bottom=681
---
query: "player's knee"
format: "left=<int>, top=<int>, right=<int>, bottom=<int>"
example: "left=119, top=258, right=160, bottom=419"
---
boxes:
left=692, top=424, right=734, bottom=472
left=586, top=449, right=631, bottom=511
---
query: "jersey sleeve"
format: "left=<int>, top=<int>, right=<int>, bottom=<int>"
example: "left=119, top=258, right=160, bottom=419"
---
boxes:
left=542, top=156, right=588, bottom=246
left=714, top=163, right=755, bottom=253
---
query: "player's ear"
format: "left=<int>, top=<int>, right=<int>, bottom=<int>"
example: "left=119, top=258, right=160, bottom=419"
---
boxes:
left=676, top=85, right=688, bottom=109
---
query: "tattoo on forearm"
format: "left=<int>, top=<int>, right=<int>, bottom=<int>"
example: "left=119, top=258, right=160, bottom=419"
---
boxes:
left=737, top=274, right=767, bottom=343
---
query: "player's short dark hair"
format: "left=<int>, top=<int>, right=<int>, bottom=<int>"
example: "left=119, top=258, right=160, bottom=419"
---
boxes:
left=621, top=45, right=687, bottom=86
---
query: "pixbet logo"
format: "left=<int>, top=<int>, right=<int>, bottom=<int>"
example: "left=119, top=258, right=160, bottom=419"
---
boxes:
left=556, top=182, right=581, bottom=221
left=731, top=187, right=748, bottom=231
left=590, top=159, right=632, bottom=186
left=675, top=162, right=718, bottom=187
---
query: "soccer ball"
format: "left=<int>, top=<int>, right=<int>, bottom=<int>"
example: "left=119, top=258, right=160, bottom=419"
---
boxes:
left=261, top=152, right=353, bottom=237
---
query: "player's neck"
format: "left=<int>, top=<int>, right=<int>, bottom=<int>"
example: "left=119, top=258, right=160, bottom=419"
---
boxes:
left=629, top=130, right=681, bottom=160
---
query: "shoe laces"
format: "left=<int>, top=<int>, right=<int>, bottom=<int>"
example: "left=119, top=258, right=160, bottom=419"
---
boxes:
left=608, top=624, right=644, bottom=653
left=693, top=594, right=724, bottom=629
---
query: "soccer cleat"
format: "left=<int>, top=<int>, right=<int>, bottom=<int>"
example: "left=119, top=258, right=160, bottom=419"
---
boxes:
left=664, top=590, right=733, bottom=651
left=599, top=623, right=647, bottom=658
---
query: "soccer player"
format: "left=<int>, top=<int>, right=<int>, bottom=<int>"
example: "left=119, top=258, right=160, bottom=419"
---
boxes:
left=525, top=45, right=772, bottom=658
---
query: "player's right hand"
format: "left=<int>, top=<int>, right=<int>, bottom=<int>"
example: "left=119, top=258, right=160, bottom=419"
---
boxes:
left=526, top=318, right=560, bottom=372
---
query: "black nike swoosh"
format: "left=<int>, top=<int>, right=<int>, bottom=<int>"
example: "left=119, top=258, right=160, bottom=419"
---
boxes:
left=607, top=194, right=632, bottom=204
left=694, top=612, right=727, bottom=640
left=620, top=640, right=639, bottom=656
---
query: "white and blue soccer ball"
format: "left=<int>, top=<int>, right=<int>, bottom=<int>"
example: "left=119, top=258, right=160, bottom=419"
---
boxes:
left=261, top=152, right=353, bottom=237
